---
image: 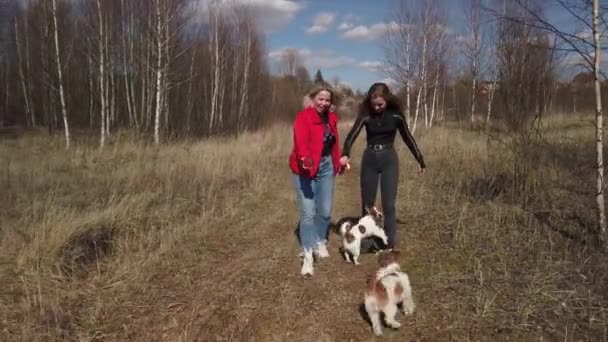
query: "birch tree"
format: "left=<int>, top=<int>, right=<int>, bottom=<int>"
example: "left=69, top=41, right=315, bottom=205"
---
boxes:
left=428, top=22, right=449, bottom=127
left=208, top=2, right=221, bottom=134
left=463, top=0, right=484, bottom=123
left=490, top=0, right=607, bottom=247
left=384, top=0, right=417, bottom=126
left=236, top=7, right=255, bottom=133
left=51, top=0, right=70, bottom=149
left=14, top=14, right=34, bottom=127
left=121, top=0, right=137, bottom=129
left=95, top=0, right=107, bottom=148
left=0, top=0, right=276, bottom=138
left=592, top=0, right=605, bottom=245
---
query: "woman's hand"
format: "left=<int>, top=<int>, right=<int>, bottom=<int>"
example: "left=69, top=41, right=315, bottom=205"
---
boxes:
left=417, top=164, right=425, bottom=175
left=301, top=157, right=313, bottom=170
left=339, top=156, right=351, bottom=171
left=339, top=156, right=350, bottom=166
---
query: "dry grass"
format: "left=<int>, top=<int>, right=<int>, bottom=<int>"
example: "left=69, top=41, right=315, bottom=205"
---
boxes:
left=0, top=114, right=607, bottom=341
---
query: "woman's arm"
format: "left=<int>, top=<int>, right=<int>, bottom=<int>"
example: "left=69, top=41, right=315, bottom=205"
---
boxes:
left=341, top=115, right=366, bottom=157
left=293, top=113, right=312, bottom=166
left=394, top=112, right=426, bottom=168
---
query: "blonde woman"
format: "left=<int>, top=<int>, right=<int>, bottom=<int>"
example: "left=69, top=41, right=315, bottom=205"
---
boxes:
left=289, top=84, right=348, bottom=276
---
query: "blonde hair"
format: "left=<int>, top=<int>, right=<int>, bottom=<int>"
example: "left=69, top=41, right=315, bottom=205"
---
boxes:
left=303, top=84, right=340, bottom=112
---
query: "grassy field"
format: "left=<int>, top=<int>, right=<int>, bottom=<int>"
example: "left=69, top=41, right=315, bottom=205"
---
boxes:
left=1, top=114, right=607, bottom=341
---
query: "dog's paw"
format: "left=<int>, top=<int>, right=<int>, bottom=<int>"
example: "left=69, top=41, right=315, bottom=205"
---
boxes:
left=387, top=321, right=401, bottom=329
left=372, top=327, right=383, bottom=336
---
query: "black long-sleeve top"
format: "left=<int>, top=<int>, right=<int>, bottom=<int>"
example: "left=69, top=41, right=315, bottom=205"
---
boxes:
left=341, top=111, right=426, bottom=168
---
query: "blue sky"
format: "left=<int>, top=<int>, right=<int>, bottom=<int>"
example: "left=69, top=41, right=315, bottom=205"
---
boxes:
left=193, top=0, right=600, bottom=91
left=263, top=0, right=467, bottom=92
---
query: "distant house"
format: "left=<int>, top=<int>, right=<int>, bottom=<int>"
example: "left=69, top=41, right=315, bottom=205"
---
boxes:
left=572, top=72, right=594, bottom=88
left=478, top=80, right=500, bottom=95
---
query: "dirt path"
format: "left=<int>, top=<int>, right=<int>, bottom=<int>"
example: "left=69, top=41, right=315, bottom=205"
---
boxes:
left=176, top=160, right=434, bottom=341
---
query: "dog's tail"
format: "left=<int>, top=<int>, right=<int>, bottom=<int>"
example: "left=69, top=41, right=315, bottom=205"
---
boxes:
left=333, top=217, right=359, bottom=235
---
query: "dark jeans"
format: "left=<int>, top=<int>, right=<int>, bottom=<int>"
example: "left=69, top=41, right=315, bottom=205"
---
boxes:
left=360, top=147, right=399, bottom=250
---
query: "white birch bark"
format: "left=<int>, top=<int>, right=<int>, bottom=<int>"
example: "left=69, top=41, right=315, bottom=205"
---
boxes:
left=238, top=21, right=252, bottom=133
left=412, top=31, right=427, bottom=135
left=153, top=0, right=163, bottom=145
left=486, top=79, right=497, bottom=124
left=430, top=65, right=439, bottom=127
left=592, top=0, right=606, bottom=248
left=96, top=0, right=107, bottom=148
left=405, top=28, right=411, bottom=127
left=121, top=0, right=134, bottom=128
left=209, top=6, right=220, bottom=132
left=51, top=0, right=70, bottom=150
left=186, top=48, right=195, bottom=132
left=87, top=39, right=94, bottom=128
left=14, top=17, right=33, bottom=127
left=23, top=14, right=34, bottom=127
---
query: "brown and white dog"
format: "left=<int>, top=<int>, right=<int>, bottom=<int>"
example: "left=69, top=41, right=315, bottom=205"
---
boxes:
left=363, top=250, right=415, bottom=336
left=338, top=206, right=388, bottom=265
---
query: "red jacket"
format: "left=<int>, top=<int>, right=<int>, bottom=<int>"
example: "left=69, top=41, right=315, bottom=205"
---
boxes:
left=289, top=106, right=343, bottom=178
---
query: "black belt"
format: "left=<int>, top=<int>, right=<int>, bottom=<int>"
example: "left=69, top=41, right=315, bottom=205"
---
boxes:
left=367, top=143, right=393, bottom=151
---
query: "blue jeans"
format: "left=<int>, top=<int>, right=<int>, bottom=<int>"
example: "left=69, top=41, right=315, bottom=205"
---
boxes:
left=293, top=155, right=334, bottom=252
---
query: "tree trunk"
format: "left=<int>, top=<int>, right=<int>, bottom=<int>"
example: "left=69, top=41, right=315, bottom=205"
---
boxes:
left=121, top=0, right=134, bottom=129
left=14, top=16, right=33, bottom=127
left=129, top=6, right=139, bottom=129
left=405, top=29, right=411, bottom=127
left=186, top=48, right=195, bottom=132
left=471, top=74, right=476, bottom=123
left=23, top=14, right=35, bottom=127
left=163, top=17, right=170, bottom=132
left=420, top=33, right=428, bottom=128
left=238, top=23, right=252, bottom=133
left=592, top=0, right=606, bottom=248
left=440, top=75, right=446, bottom=121
left=88, top=40, right=94, bottom=129
left=486, top=80, right=497, bottom=124
left=413, top=32, right=427, bottom=134
left=429, top=65, right=439, bottom=127
left=412, top=85, right=422, bottom=134
left=96, top=0, right=107, bottom=148
left=51, top=0, right=70, bottom=150
left=153, top=0, right=163, bottom=145
left=209, top=7, right=220, bottom=133
left=108, top=34, right=115, bottom=137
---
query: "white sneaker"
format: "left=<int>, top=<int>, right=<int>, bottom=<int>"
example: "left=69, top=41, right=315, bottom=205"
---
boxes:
left=314, top=241, right=329, bottom=259
left=301, top=249, right=314, bottom=276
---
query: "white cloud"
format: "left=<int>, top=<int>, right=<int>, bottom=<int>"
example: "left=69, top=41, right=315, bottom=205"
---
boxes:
left=187, top=0, right=304, bottom=33
left=269, top=47, right=357, bottom=69
left=337, top=14, right=360, bottom=31
left=341, top=21, right=400, bottom=41
left=359, top=61, right=383, bottom=72
left=306, top=12, right=335, bottom=34
left=338, top=22, right=354, bottom=31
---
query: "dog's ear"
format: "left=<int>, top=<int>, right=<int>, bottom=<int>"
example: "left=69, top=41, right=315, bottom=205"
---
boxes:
left=377, top=249, right=399, bottom=266
left=371, top=206, right=384, bottom=218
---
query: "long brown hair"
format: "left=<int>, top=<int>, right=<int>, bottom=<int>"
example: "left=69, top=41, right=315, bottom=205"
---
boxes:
left=358, top=82, right=401, bottom=117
